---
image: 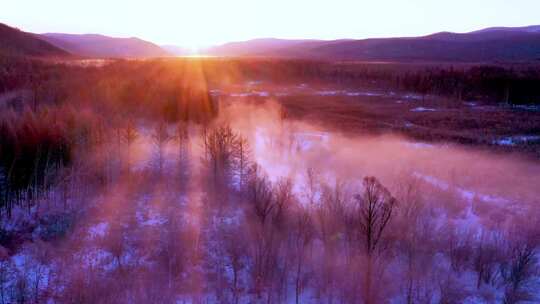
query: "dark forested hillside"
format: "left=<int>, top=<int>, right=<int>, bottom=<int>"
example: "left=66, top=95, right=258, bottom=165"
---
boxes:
left=0, top=23, right=69, bottom=57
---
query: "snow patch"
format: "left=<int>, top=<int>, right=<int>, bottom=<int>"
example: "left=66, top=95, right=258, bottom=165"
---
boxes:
left=344, top=91, right=383, bottom=97
left=293, top=132, right=330, bottom=151
left=411, top=107, right=437, bottom=112
left=88, top=222, right=109, bottom=239
left=136, top=210, right=167, bottom=227
left=246, top=80, right=262, bottom=86
left=405, top=142, right=434, bottom=149
left=402, top=94, right=424, bottom=100
left=315, top=90, right=342, bottom=96
left=512, top=104, right=540, bottom=112
left=492, top=135, right=540, bottom=146
left=229, top=92, right=252, bottom=97
left=414, top=172, right=512, bottom=206
left=209, top=89, right=221, bottom=96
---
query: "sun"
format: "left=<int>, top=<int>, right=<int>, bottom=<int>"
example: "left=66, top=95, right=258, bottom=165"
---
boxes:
left=186, top=44, right=200, bottom=55
left=176, top=40, right=214, bottom=56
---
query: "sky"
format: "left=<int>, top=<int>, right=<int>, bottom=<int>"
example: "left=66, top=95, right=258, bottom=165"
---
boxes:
left=2, top=0, right=540, bottom=49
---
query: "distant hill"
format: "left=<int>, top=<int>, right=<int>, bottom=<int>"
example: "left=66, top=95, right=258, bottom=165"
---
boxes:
left=205, top=38, right=325, bottom=56
left=202, top=26, right=540, bottom=62
left=472, top=25, right=540, bottom=34
left=41, top=33, right=170, bottom=58
left=0, top=23, right=69, bottom=57
left=306, top=30, right=540, bottom=62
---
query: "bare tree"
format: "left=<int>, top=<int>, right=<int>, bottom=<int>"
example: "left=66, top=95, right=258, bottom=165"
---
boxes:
left=152, top=121, right=171, bottom=174
left=304, top=168, right=320, bottom=205
left=315, top=180, right=348, bottom=302
left=500, top=241, right=538, bottom=304
left=106, top=221, right=128, bottom=273
left=291, top=206, right=314, bottom=304
left=354, top=176, right=396, bottom=304
left=272, top=179, right=293, bottom=228
left=446, top=227, right=474, bottom=273
left=175, top=120, right=189, bottom=165
left=121, top=120, right=138, bottom=173
left=318, top=180, right=347, bottom=247
left=245, top=168, right=291, bottom=302
left=473, top=230, right=504, bottom=289
left=247, top=167, right=275, bottom=227
left=220, top=224, right=248, bottom=304
left=0, top=248, right=13, bottom=304
left=159, top=212, right=186, bottom=292
left=202, top=125, right=239, bottom=189
left=232, top=136, right=251, bottom=190
left=246, top=169, right=274, bottom=298
left=392, top=177, right=429, bottom=304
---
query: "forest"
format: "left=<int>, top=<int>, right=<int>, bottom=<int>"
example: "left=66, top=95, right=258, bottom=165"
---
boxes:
left=0, top=57, right=540, bottom=303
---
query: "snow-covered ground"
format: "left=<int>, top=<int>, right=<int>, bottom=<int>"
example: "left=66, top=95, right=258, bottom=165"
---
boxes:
left=410, top=107, right=437, bottom=112
left=2, top=112, right=540, bottom=303
left=492, top=135, right=540, bottom=146
left=211, top=82, right=408, bottom=100
left=512, top=104, right=540, bottom=112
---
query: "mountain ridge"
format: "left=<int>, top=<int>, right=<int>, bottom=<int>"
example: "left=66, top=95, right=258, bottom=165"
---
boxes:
left=201, top=25, right=540, bottom=62
left=3, top=21, right=540, bottom=62
left=41, top=33, right=170, bottom=58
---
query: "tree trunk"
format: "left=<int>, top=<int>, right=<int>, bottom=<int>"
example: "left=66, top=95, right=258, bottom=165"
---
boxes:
left=296, top=255, right=302, bottom=304
left=365, top=254, right=373, bottom=304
